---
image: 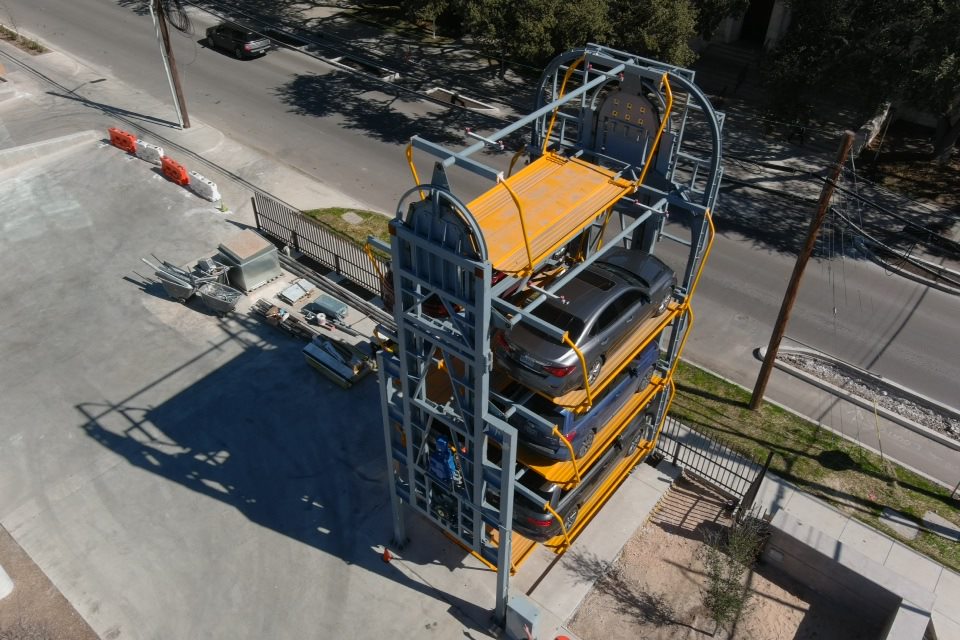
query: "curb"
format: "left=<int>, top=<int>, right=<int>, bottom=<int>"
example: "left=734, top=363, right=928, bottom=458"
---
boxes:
left=854, top=237, right=960, bottom=297
left=757, top=346, right=960, bottom=453
left=681, top=358, right=956, bottom=491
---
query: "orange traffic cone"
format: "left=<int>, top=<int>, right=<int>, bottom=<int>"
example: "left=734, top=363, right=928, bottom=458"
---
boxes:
left=382, top=548, right=392, bottom=563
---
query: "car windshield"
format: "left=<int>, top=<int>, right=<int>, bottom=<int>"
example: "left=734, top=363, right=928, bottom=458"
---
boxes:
left=529, top=303, right=585, bottom=341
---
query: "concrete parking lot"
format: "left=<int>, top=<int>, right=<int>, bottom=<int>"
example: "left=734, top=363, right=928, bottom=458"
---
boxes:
left=0, top=125, right=519, bottom=637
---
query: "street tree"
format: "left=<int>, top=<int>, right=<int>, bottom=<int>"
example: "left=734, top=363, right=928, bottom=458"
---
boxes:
left=607, top=0, right=699, bottom=67
left=764, top=0, right=960, bottom=162
left=459, top=0, right=560, bottom=77
left=693, top=0, right=750, bottom=40
left=552, top=0, right=612, bottom=55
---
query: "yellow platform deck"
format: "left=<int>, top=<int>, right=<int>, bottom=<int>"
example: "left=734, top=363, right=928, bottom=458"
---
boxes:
left=467, top=153, right=633, bottom=274
left=518, top=379, right=665, bottom=486
left=545, top=302, right=680, bottom=410
left=541, top=439, right=655, bottom=553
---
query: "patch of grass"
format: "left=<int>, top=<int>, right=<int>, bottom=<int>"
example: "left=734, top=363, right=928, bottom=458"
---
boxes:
left=302, top=207, right=391, bottom=256
left=670, top=360, right=960, bottom=573
left=0, top=25, right=48, bottom=55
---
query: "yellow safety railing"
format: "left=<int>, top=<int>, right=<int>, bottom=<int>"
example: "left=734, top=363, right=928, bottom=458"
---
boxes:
left=405, top=142, right=426, bottom=201
left=363, top=242, right=386, bottom=281
left=543, top=501, right=572, bottom=551
left=666, top=307, right=694, bottom=380
left=635, top=73, right=674, bottom=190
left=562, top=333, right=595, bottom=406
left=594, top=207, right=614, bottom=252
left=497, top=177, right=535, bottom=275
left=684, top=210, right=715, bottom=305
left=507, top=148, right=526, bottom=178
left=551, top=425, right=582, bottom=484
left=541, top=56, right=585, bottom=154
left=647, top=379, right=677, bottom=453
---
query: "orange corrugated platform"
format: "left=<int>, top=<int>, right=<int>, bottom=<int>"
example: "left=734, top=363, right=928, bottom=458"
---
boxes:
left=467, top=153, right=633, bottom=273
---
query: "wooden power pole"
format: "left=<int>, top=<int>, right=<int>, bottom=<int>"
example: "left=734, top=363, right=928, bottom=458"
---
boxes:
left=749, top=130, right=855, bottom=410
left=151, top=0, right=190, bottom=129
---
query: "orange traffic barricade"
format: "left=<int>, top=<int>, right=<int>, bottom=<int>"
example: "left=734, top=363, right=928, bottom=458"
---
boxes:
left=108, top=127, right=137, bottom=154
left=160, top=156, right=190, bottom=186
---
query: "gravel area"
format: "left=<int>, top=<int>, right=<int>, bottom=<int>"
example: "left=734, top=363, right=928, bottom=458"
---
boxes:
left=569, top=476, right=875, bottom=640
left=0, top=526, right=98, bottom=640
left=779, top=353, right=960, bottom=441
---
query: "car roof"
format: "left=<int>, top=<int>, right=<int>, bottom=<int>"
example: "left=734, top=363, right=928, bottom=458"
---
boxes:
left=542, top=256, right=635, bottom=323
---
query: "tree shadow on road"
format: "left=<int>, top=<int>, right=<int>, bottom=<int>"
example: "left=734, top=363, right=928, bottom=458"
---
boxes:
left=274, top=70, right=491, bottom=146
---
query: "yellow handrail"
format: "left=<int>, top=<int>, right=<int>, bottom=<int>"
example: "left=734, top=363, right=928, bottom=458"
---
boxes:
left=405, top=142, right=426, bottom=201
left=594, top=207, right=614, bottom=252
left=552, top=425, right=582, bottom=485
left=683, top=210, right=715, bottom=307
left=363, top=242, right=385, bottom=281
left=666, top=307, right=694, bottom=380
left=541, top=56, right=585, bottom=154
left=543, top=501, right=572, bottom=551
left=562, top=333, right=594, bottom=407
left=497, top=176, right=534, bottom=275
left=507, top=148, right=526, bottom=178
left=635, top=73, right=674, bottom=190
left=648, top=379, right=677, bottom=452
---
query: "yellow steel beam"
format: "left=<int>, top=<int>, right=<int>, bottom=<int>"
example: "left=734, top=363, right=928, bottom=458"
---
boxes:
left=634, top=73, right=674, bottom=190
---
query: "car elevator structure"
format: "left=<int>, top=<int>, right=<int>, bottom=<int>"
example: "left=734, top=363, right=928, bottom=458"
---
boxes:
left=373, top=44, right=723, bottom=623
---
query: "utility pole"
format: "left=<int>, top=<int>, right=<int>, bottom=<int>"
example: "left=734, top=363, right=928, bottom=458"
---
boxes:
left=150, top=0, right=190, bottom=129
left=749, top=130, right=855, bottom=410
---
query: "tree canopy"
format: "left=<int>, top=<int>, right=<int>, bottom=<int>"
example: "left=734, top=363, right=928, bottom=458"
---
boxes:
left=764, top=0, right=960, bottom=161
left=399, top=0, right=748, bottom=73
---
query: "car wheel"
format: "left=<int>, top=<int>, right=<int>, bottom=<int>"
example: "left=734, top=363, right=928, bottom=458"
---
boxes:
left=586, top=356, right=604, bottom=386
left=563, top=505, right=580, bottom=531
left=574, top=430, right=595, bottom=459
left=234, top=46, right=243, bottom=59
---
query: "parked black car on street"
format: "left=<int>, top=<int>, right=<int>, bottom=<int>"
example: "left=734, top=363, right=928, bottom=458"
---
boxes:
left=205, top=23, right=271, bottom=59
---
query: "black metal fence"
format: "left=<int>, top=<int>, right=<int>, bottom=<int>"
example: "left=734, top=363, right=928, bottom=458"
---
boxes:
left=253, top=192, right=388, bottom=297
left=655, top=416, right=763, bottom=501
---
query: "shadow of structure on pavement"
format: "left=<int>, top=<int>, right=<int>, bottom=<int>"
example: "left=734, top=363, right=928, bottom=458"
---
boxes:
left=76, top=309, right=494, bottom=635
left=274, top=70, right=492, bottom=146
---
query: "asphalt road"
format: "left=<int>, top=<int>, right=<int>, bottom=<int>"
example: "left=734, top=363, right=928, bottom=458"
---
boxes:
left=4, top=2, right=957, bottom=414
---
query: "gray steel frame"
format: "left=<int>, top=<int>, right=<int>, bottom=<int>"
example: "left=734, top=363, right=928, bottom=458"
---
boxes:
left=379, top=43, right=723, bottom=627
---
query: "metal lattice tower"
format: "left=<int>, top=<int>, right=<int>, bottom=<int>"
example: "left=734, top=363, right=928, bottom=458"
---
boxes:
left=375, top=44, right=723, bottom=624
